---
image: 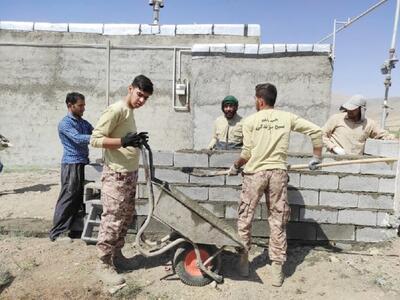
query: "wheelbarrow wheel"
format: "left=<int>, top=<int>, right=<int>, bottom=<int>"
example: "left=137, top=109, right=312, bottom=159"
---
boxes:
left=173, top=244, right=221, bottom=286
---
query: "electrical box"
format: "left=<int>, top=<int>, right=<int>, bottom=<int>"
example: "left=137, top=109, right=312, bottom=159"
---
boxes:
left=175, top=83, right=186, bottom=96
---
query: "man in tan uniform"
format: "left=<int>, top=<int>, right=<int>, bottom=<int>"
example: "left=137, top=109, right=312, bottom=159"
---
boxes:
left=208, top=95, right=243, bottom=150
left=90, top=75, right=153, bottom=285
left=323, top=95, right=394, bottom=155
left=228, top=83, right=323, bottom=287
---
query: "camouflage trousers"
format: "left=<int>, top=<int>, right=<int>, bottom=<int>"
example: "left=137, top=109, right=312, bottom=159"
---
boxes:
left=97, top=165, right=138, bottom=260
left=237, top=169, right=290, bottom=262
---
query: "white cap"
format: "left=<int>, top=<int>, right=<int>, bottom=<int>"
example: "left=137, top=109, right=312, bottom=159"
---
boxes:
left=341, top=94, right=366, bottom=111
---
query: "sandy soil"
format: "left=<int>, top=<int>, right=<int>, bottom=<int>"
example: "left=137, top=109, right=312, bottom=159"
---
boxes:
left=1, top=170, right=400, bottom=300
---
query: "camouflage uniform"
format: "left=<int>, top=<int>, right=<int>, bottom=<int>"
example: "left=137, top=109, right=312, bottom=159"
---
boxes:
left=237, top=169, right=290, bottom=262
left=97, top=165, right=138, bottom=260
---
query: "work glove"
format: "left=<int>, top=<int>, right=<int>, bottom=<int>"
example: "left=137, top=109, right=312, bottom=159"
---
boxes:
left=308, top=155, right=322, bottom=171
left=227, top=164, right=240, bottom=176
left=332, top=146, right=346, bottom=155
left=0, top=134, right=10, bottom=148
left=121, top=132, right=148, bottom=148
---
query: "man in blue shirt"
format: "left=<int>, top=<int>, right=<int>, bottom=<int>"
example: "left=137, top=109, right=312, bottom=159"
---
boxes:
left=49, top=92, right=93, bottom=242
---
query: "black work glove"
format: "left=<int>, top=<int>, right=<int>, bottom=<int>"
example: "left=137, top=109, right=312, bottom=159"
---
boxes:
left=121, top=132, right=148, bottom=148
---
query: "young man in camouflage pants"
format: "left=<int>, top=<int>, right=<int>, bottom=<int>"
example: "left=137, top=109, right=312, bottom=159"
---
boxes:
left=228, top=83, right=323, bottom=287
left=90, top=75, right=153, bottom=285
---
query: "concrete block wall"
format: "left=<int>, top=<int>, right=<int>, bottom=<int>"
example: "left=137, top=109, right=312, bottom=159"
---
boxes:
left=85, top=150, right=400, bottom=243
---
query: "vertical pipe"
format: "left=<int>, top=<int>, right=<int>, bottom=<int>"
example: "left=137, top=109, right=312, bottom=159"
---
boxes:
left=106, top=40, right=111, bottom=106
left=172, top=48, right=176, bottom=109
left=332, top=19, right=337, bottom=61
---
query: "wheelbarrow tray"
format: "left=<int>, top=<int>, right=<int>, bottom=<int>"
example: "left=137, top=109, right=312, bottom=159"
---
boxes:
left=150, top=180, right=244, bottom=249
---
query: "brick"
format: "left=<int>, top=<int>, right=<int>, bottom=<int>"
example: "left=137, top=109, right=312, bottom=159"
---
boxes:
left=199, top=202, right=224, bottom=218
left=244, top=44, right=259, bottom=54
left=152, top=151, right=174, bottom=166
left=287, top=223, right=316, bottom=240
left=209, top=187, right=240, bottom=202
left=155, top=168, right=189, bottom=183
left=378, top=177, right=396, bottom=193
left=103, top=24, right=140, bottom=35
left=176, top=24, right=212, bottom=35
left=225, top=203, right=261, bottom=219
left=317, top=224, right=355, bottom=241
left=339, top=175, right=379, bottom=192
left=288, top=189, right=319, bottom=206
left=300, top=208, right=338, bottom=224
left=258, top=44, right=274, bottom=54
left=360, top=162, right=396, bottom=176
left=210, top=43, right=226, bottom=53
left=298, top=44, right=313, bottom=52
left=159, top=25, right=176, bottom=36
left=226, top=175, right=242, bottom=186
left=358, top=194, right=394, bottom=210
left=174, top=152, right=208, bottom=167
left=84, top=163, right=103, bottom=182
left=319, top=191, right=358, bottom=208
left=313, top=44, right=331, bottom=52
left=286, top=44, right=298, bottom=52
left=247, top=24, right=261, bottom=37
left=0, top=21, right=33, bottom=31
left=226, top=44, right=245, bottom=54
left=213, top=24, right=244, bottom=35
left=338, top=210, right=376, bottom=226
left=209, top=152, right=238, bottom=167
left=300, top=174, right=339, bottom=190
left=175, top=186, right=208, bottom=201
left=192, top=44, right=210, bottom=54
left=189, top=175, right=225, bottom=185
left=274, top=44, right=286, bottom=53
left=34, top=22, right=68, bottom=32
left=356, top=227, right=397, bottom=242
left=287, top=173, right=300, bottom=188
left=69, top=23, right=103, bottom=33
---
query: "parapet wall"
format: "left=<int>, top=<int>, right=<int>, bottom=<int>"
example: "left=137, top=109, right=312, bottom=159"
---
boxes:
left=85, top=148, right=400, bottom=243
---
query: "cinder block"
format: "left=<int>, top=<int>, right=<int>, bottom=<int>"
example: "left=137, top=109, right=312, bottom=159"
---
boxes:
left=0, top=21, right=33, bottom=31
left=377, top=212, right=391, bottom=227
left=313, top=44, right=331, bottom=53
left=226, top=44, right=245, bottom=54
left=360, top=162, right=396, bottom=176
left=339, top=175, right=379, bottom=192
left=135, top=200, right=149, bottom=215
left=288, top=189, right=319, bottom=206
left=159, top=24, right=176, bottom=36
left=85, top=163, right=103, bottom=182
left=258, top=44, right=274, bottom=54
left=153, top=151, right=174, bottom=166
left=287, top=156, right=309, bottom=165
left=378, top=177, right=396, bottom=193
left=319, top=191, right=358, bottom=208
left=287, top=223, right=316, bottom=240
left=103, top=24, right=140, bottom=35
left=299, top=208, right=338, bottom=224
left=199, top=202, right=224, bottom=218
left=286, top=44, right=298, bottom=52
left=378, top=140, right=400, bottom=157
left=155, top=168, right=189, bottom=183
left=69, top=23, right=103, bottom=33
left=356, top=227, right=397, bottom=242
left=174, top=152, right=208, bottom=167
left=209, top=152, right=238, bottom=167
left=247, top=24, right=261, bottom=37
left=322, top=158, right=361, bottom=174
left=298, top=44, right=313, bottom=52
left=252, top=220, right=270, bottom=237
left=140, top=24, right=160, bottom=34
left=176, top=24, right=213, bottom=35
left=189, top=175, right=225, bottom=185
left=358, top=194, right=394, bottom=210
left=244, top=44, right=259, bottom=54
left=34, top=22, right=68, bottom=32
left=225, top=203, right=261, bottom=219
left=213, top=24, right=244, bottom=36
left=226, top=175, right=242, bottom=186
left=192, top=44, right=210, bottom=54
left=287, top=173, right=300, bottom=188
left=175, top=186, right=208, bottom=201
left=263, top=205, right=300, bottom=221
left=138, top=168, right=146, bottom=183
left=363, top=139, right=381, bottom=156
left=209, top=187, right=240, bottom=202
left=300, top=174, right=339, bottom=190
left=136, top=183, right=148, bottom=199
left=338, top=210, right=377, bottom=226
left=210, top=43, right=226, bottom=53
left=274, top=44, right=286, bottom=53
left=317, top=224, right=355, bottom=241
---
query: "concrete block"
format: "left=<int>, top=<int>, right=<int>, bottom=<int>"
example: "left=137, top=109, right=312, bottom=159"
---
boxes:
left=356, top=227, right=397, bottom=242
left=251, top=220, right=270, bottom=237
left=0, top=21, right=33, bottom=31
left=175, top=186, right=208, bottom=201
left=244, top=44, right=259, bottom=54
left=313, top=44, right=331, bottom=53
left=176, top=24, right=213, bottom=35
left=363, top=139, right=381, bottom=156
left=288, top=189, right=319, bottom=206
left=287, top=223, right=316, bottom=240
left=135, top=200, right=149, bottom=215
left=378, top=140, right=400, bottom=157
left=84, top=163, right=103, bottom=182
left=288, top=173, right=300, bottom=188
left=274, top=44, right=286, bottom=53
left=174, top=152, right=208, bottom=167
left=226, top=44, right=245, bottom=54
left=189, top=175, right=225, bottom=185
left=140, top=24, right=160, bottom=34
left=34, top=22, right=68, bottom=32
left=136, top=183, right=147, bottom=199
left=286, top=44, right=298, bottom=52
left=339, top=175, right=379, bottom=192
left=317, top=224, right=355, bottom=241
left=300, top=174, right=339, bottom=190
left=338, top=210, right=376, bottom=226
left=69, top=23, right=103, bottom=34
left=210, top=43, right=226, bottom=53
left=319, top=191, right=358, bottom=208
left=153, top=151, right=174, bottom=166
left=378, top=177, right=396, bottom=193
left=209, top=152, right=238, bottom=167
left=213, top=24, right=244, bottom=36
left=358, top=194, right=394, bottom=210
left=199, top=202, right=224, bottom=218
left=247, top=24, right=261, bottom=36
left=225, top=203, right=261, bottom=219
left=137, top=168, right=146, bottom=183
left=159, top=25, right=176, bottom=36
left=298, top=44, right=313, bottom=52
left=377, top=212, right=391, bottom=227
left=192, top=44, right=210, bottom=54
left=226, top=175, right=242, bottom=186
left=155, top=168, right=189, bottom=183
left=258, top=44, right=274, bottom=54
left=322, top=158, right=361, bottom=174
left=360, top=162, right=396, bottom=175
left=300, top=208, right=338, bottom=224
left=103, top=24, right=140, bottom=35
left=209, top=187, right=240, bottom=202
left=264, top=205, right=300, bottom=221
left=287, top=156, right=309, bottom=165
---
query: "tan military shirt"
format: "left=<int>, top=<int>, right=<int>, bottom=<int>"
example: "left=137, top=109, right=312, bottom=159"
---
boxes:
left=208, top=114, right=243, bottom=149
left=323, top=113, right=395, bottom=155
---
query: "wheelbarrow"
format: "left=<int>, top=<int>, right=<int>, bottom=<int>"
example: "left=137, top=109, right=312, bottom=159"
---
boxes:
left=136, top=142, right=245, bottom=286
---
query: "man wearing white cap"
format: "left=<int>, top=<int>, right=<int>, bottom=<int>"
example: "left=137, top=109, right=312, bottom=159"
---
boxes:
left=323, top=94, right=394, bottom=155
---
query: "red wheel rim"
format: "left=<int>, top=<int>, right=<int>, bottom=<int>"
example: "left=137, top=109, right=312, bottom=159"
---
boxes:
left=183, top=248, right=211, bottom=276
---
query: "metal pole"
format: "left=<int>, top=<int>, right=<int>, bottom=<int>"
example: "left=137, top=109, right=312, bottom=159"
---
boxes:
left=106, top=40, right=111, bottom=106
left=332, top=19, right=337, bottom=61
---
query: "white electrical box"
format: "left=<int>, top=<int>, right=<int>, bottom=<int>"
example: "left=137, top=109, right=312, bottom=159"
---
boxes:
left=175, top=83, right=186, bottom=96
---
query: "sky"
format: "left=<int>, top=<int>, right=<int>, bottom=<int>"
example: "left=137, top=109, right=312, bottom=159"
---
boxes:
left=0, top=0, right=399, bottom=98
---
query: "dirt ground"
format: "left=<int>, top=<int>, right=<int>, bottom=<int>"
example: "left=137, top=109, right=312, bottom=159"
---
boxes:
left=1, top=170, right=400, bottom=300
